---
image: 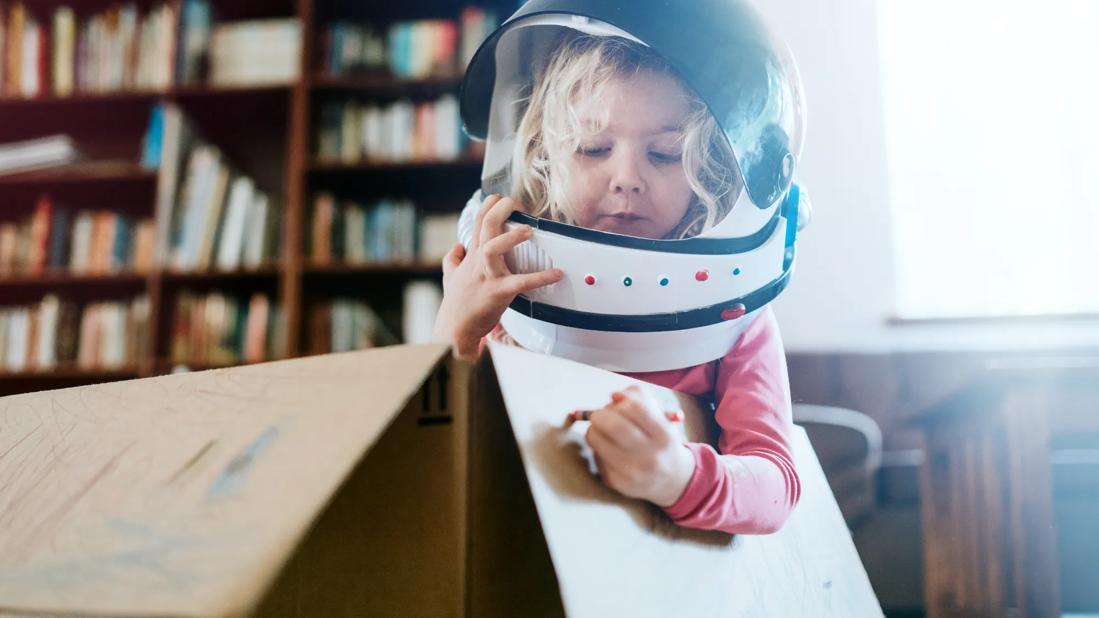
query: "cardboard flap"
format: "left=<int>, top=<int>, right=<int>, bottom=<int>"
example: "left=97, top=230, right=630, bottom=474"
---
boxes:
left=486, top=341, right=882, bottom=617
left=0, top=344, right=450, bottom=617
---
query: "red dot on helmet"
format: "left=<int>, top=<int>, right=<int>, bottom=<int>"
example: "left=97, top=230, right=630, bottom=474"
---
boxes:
left=721, top=305, right=747, bottom=320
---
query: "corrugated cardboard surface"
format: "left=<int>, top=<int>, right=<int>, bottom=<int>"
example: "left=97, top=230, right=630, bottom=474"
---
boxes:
left=0, top=341, right=881, bottom=617
left=0, top=344, right=452, bottom=617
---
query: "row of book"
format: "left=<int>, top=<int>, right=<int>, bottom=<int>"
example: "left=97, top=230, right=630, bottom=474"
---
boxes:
left=320, top=6, right=496, bottom=80
left=309, top=193, right=459, bottom=265
left=0, top=196, right=155, bottom=277
left=171, top=290, right=284, bottom=367
left=306, top=298, right=398, bottom=356
left=0, top=294, right=149, bottom=373
left=147, top=103, right=281, bottom=272
left=305, top=281, right=442, bottom=354
left=0, top=285, right=441, bottom=373
left=316, top=95, right=466, bottom=164
left=0, top=1, right=301, bottom=99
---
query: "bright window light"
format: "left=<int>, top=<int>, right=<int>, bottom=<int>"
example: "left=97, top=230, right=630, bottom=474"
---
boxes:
left=877, top=1, right=1099, bottom=319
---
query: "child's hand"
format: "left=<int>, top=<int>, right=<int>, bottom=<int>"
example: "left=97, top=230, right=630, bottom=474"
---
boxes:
left=584, top=385, right=695, bottom=507
left=433, top=194, right=564, bottom=361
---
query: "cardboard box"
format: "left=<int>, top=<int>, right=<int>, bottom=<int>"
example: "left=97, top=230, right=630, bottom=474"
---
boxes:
left=0, top=341, right=881, bottom=617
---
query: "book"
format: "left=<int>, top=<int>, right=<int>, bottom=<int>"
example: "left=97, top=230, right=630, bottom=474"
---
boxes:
left=418, top=212, right=460, bottom=262
left=209, top=19, right=301, bottom=86
left=241, top=192, right=269, bottom=268
left=27, top=195, right=52, bottom=275
left=101, top=302, right=126, bottom=368
left=176, top=0, right=211, bottom=85
left=243, top=292, right=268, bottom=363
left=0, top=135, right=79, bottom=175
left=194, top=161, right=230, bottom=270
left=5, top=4, right=24, bottom=96
left=51, top=8, right=76, bottom=96
left=141, top=104, right=165, bottom=169
left=110, top=214, right=131, bottom=273
left=76, top=303, right=95, bottom=368
left=132, top=219, right=156, bottom=273
left=69, top=210, right=93, bottom=274
left=403, top=281, right=442, bottom=345
left=47, top=207, right=70, bottom=269
left=0, top=224, right=15, bottom=276
left=171, top=145, right=216, bottom=269
left=127, top=295, right=150, bottom=364
left=25, top=304, right=38, bottom=371
left=215, top=176, right=253, bottom=271
left=153, top=103, right=196, bottom=266
left=19, top=9, right=37, bottom=97
left=0, top=311, right=9, bottom=371
left=311, top=192, right=335, bottom=265
left=55, top=299, right=78, bottom=364
left=6, top=307, right=28, bottom=371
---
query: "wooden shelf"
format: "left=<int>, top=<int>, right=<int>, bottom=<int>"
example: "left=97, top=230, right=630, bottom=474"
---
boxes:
left=160, top=265, right=283, bottom=281
left=0, top=160, right=156, bottom=186
left=308, top=156, right=483, bottom=172
left=0, top=367, right=140, bottom=380
left=310, top=73, right=463, bottom=93
left=0, top=268, right=284, bottom=287
left=156, top=358, right=274, bottom=373
left=0, top=271, right=147, bottom=287
left=0, top=83, right=293, bottom=108
left=304, top=260, right=442, bottom=275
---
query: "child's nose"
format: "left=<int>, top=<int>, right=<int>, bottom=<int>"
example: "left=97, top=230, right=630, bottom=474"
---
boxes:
left=609, top=152, right=647, bottom=195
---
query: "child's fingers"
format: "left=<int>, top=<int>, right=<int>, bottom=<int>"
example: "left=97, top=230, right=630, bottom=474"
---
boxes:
left=442, top=242, right=465, bottom=277
left=589, top=407, right=648, bottom=450
left=471, top=193, right=503, bottom=250
left=612, top=394, right=668, bottom=443
left=585, top=424, right=631, bottom=466
left=480, top=196, right=516, bottom=249
left=480, top=225, right=532, bottom=278
left=500, top=268, right=564, bottom=297
left=481, top=224, right=532, bottom=257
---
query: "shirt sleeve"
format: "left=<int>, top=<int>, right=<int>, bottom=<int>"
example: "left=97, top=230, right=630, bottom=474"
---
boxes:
left=662, top=306, right=801, bottom=534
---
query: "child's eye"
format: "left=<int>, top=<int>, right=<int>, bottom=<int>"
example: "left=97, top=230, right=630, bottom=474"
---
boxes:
left=649, top=151, right=682, bottom=165
left=577, top=145, right=610, bottom=157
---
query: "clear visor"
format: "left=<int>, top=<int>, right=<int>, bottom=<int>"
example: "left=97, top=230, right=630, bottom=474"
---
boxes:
left=479, top=15, right=804, bottom=242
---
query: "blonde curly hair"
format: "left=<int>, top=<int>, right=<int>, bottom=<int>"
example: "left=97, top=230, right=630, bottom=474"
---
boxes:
left=510, top=34, right=742, bottom=239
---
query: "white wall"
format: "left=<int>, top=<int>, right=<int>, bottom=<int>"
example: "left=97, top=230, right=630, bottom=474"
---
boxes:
left=756, top=0, right=1099, bottom=352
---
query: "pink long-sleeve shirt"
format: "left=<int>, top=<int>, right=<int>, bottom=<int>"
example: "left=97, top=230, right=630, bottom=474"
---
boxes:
left=623, top=305, right=801, bottom=534
left=488, top=305, right=800, bottom=535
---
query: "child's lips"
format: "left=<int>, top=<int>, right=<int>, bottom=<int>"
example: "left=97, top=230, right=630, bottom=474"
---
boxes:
left=597, top=214, right=650, bottom=235
left=601, top=212, right=646, bottom=222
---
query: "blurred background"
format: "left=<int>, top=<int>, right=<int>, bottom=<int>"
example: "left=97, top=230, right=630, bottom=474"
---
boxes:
left=0, top=0, right=1094, bottom=616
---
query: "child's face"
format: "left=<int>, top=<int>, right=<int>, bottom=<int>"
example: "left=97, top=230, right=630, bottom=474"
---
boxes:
left=564, top=71, right=695, bottom=239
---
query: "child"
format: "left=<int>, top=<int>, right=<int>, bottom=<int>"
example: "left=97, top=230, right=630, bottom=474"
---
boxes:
left=434, top=25, right=802, bottom=535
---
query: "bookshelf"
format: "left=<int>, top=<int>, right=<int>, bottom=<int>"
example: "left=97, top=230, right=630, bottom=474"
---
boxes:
left=0, top=0, right=513, bottom=394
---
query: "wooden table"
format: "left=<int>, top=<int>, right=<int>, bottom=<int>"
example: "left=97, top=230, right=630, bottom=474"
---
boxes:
left=911, top=355, right=1099, bottom=618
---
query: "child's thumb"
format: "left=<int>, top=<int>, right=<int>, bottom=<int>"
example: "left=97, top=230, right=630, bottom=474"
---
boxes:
left=442, top=242, right=465, bottom=274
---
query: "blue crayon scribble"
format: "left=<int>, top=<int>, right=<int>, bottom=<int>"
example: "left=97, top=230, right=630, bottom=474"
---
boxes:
left=209, top=426, right=278, bottom=497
